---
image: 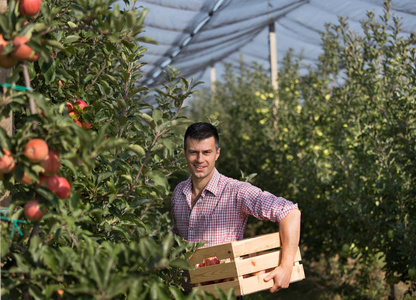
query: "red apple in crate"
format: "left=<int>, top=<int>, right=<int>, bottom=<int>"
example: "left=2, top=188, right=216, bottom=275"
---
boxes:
left=204, top=257, right=220, bottom=266
left=24, top=200, right=47, bottom=222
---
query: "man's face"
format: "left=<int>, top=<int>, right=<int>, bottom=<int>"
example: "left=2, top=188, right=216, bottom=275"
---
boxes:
left=185, top=137, right=220, bottom=183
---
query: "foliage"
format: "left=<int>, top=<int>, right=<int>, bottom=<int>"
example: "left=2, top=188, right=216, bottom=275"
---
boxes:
left=188, top=1, right=416, bottom=297
left=0, top=1, right=221, bottom=299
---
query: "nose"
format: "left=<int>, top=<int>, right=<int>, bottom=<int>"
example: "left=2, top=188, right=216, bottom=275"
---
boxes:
left=196, top=153, right=203, bottom=162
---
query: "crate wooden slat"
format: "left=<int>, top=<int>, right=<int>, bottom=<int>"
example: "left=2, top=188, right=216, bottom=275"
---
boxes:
left=237, top=247, right=302, bottom=275
left=188, top=232, right=305, bottom=297
left=190, top=261, right=238, bottom=283
left=240, top=264, right=305, bottom=295
left=232, top=232, right=281, bottom=257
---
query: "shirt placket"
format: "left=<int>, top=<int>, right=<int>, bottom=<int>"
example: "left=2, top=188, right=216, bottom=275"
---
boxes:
left=188, top=193, right=203, bottom=241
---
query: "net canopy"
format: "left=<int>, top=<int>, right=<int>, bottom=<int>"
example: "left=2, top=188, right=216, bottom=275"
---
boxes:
left=121, top=0, right=416, bottom=89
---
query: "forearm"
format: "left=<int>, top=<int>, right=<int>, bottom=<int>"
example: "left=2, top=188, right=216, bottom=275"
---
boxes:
left=264, top=208, right=301, bottom=291
left=279, top=209, right=301, bottom=270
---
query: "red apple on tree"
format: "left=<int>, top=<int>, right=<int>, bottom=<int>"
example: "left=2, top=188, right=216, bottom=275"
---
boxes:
left=69, top=111, right=79, bottom=119
left=24, top=138, right=48, bottom=163
left=37, top=174, right=59, bottom=193
left=55, top=176, right=71, bottom=199
left=24, top=200, right=47, bottom=222
left=73, top=119, right=82, bottom=127
left=0, top=34, right=18, bottom=69
left=19, top=171, right=36, bottom=185
left=39, top=149, right=61, bottom=176
left=19, top=0, right=41, bottom=17
left=0, top=148, right=15, bottom=174
left=12, top=36, right=39, bottom=62
left=81, top=120, right=91, bottom=129
left=74, top=100, right=88, bottom=113
left=66, top=102, right=73, bottom=113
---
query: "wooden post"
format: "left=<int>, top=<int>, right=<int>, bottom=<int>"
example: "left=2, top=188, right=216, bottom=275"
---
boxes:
left=0, top=0, right=8, bottom=14
left=0, top=67, right=13, bottom=208
left=210, top=65, right=216, bottom=94
left=269, top=23, right=279, bottom=126
left=269, top=23, right=278, bottom=93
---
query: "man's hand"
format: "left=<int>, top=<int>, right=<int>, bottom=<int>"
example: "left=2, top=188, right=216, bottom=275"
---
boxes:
left=263, top=264, right=293, bottom=293
left=264, top=208, right=301, bottom=293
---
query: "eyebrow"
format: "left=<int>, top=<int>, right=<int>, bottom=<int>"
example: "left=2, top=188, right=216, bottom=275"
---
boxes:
left=188, top=149, right=213, bottom=153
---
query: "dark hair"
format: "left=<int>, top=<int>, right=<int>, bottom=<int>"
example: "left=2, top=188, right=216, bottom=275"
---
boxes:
left=184, top=122, right=220, bottom=150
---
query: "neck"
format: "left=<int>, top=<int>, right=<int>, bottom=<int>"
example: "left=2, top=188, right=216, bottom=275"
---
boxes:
left=191, top=169, right=215, bottom=195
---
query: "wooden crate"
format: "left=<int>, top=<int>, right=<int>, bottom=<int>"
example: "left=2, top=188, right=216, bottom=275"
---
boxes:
left=188, top=232, right=305, bottom=297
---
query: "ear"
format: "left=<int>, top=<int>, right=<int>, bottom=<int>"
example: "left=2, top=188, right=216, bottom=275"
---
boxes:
left=215, top=148, right=220, bottom=161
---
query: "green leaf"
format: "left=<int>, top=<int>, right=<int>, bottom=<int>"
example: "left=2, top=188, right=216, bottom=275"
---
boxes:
left=42, top=251, right=59, bottom=274
left=0, top=128, right=11, bottom=150
left=146, top=170, right=168, bottom=190
left=150, top=282, right=170, bottom=300
left=128, top=144, right=146, bottom=157
left=170, top=258, right=191, bottom=269
left=121, top=174, right=132, bottom=183
left=43, top=39, right=65, bottom=50
left=0, top=234, right=12, bottom=259
left=40, top=58, right=55, bottom=83
left=162, top=232, right=174, bottom=257
left=152, top=109, right=162, bottom=124
left=139, top=113, right=153, bottom=125
left=67, top=21, right=77, bottom=28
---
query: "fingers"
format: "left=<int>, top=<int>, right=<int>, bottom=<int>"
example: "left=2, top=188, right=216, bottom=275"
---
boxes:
left=264, top=269, right=290, bottom=293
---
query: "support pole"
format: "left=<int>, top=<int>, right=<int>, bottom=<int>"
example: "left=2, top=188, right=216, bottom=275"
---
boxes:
left=210, top=65, right=216, bottom=94
left=269, top=23, right=278, bottom=98
left=0, top=0, right=8, bottom=14
left=269, top=23, right=279, bottom=126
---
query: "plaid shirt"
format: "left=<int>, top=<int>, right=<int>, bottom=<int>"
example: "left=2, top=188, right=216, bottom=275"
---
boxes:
left=171, top=169, right=298, bottom=247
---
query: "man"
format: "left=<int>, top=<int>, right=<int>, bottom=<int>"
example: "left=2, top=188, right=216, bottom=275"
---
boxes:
left=171, top=122, right=301, bottom=293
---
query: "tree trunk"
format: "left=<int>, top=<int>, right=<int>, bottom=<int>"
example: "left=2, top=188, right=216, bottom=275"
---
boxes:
left=388, top=283, right=395, bottom=300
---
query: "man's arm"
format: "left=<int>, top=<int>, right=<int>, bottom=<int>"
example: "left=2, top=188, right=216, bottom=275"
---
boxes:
left=264, top=208, right=301, bottom=293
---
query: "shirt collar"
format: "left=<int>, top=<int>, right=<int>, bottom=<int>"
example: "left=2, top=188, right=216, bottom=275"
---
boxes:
left=204, top=168, right=220, bottom=197
left=182, top=168, right=220, bottom=197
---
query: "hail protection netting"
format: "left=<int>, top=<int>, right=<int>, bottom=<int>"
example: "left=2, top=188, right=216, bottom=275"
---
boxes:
left=120, top=0, right=416, bottom=88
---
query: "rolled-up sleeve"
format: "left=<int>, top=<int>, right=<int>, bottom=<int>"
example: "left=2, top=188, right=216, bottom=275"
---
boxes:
left=238, top=183, right=298, bottom=222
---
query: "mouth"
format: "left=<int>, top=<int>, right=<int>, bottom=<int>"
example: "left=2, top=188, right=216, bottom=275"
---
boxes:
left=194, top=165, right=206, bottom=172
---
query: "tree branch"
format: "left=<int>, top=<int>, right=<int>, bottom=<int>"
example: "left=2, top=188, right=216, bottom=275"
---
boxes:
left=21, top=63, right=36, bottom=115
left=85, top=60, right=106, bottom=92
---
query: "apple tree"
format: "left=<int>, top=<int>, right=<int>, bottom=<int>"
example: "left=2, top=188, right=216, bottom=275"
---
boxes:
left=0, top=1, right=212, bottom=299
